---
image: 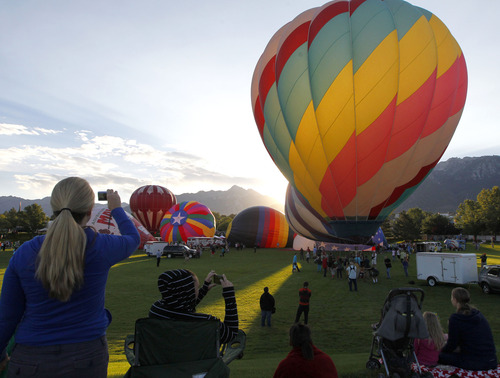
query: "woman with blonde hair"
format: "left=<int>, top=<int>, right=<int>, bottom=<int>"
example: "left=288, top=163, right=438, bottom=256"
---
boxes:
left=0, top=177, right=140, bottom=377
left=414, top=312, right=447, bottom=366
left=438, top=287, right=497, bottom=370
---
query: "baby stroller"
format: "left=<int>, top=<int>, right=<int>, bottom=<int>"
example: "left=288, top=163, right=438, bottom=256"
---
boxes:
left=366, top=288, right=432, bottom=378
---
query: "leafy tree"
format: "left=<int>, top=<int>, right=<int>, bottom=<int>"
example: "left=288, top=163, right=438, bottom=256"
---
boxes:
left=213, top=212, right=235, bottom=234
left=406, top=207, right=430, bottom=227
left=422, top=213, right=458, bottom=235
left=3, top=208, right=20, bottom=230
left=0, top=214, right=8, bottom=231
left=454, top=199, right=485, bottom=240
left=380, top=217, right=393, bottom=240
left=392, top=210, right=422, bottom=241
left=20, top=204, right=50, bottom=234
left=477, top=186, right=500, bottom=236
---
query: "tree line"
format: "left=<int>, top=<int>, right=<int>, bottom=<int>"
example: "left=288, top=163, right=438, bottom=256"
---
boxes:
left=1, top=186, right=499, bottom=242
left=384, top=186, right=500, bottom=242
left=0, top=204, right=50, bottom=235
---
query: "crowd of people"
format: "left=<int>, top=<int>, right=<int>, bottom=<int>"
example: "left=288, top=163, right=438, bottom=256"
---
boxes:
left=292, top=246, right=416, bottom=287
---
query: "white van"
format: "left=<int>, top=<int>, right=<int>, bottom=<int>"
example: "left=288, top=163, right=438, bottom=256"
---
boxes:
left=416, top=242, right=442, bottom=252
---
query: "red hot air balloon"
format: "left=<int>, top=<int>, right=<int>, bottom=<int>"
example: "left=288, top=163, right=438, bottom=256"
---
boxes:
left=130, top=185, right=177, bottom=233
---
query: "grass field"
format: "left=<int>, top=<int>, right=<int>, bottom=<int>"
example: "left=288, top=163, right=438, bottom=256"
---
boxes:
left=1, top=243, right=499, bottom=377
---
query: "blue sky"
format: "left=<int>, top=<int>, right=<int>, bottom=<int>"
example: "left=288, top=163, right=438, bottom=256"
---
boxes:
left=0, top=0, right=498, bottom=204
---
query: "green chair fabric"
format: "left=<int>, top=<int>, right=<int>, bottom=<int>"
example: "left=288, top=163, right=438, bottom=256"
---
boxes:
left=124, top=318, right=236, bottom=378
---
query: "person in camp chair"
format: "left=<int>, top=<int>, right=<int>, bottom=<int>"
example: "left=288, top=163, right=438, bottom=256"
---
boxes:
left=149, top=269, right=239, bottom=344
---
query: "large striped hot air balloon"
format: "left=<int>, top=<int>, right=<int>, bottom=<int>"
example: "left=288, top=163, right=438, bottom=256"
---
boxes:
left=226, top=206, right=294, bottom=248
left=251, top=0, right=467, bottom=240
left=160, top=201, right=215, bottom=243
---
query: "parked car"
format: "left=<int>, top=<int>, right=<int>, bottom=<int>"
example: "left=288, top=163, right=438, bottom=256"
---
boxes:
left=478, top=265, right=500, bottom=294
left=162, top=245, right=200, bottom=258
left=444, top=239, right=466, bottom=251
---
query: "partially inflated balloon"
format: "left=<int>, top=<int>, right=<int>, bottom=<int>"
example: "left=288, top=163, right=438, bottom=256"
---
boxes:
left=252, top=0, right=467, bottom=238
left=130, top=185, right=177, bottom=233
left=226, top=206, right=294, bottom=248
left=285, top=183, right=338, bottom=242
left=160, top=201, right=215, bottom=243
left=87, top=206, right=155, bottom=249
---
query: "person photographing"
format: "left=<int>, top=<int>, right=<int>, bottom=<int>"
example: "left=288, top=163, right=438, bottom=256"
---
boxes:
left=149, top=269, right=239, bottom=344
left=0, top=177, right=140, bottom=377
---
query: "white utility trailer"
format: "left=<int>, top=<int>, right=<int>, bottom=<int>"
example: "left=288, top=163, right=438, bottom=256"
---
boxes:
left=144, top=241, right=169, bottom=256
left=416, top=252, right=478, bottom=287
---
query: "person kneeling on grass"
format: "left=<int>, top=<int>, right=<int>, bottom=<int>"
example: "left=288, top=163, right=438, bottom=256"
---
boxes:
left=149, top=269, right=239, bottom=344
left=273, top=324, right=338, bottom=378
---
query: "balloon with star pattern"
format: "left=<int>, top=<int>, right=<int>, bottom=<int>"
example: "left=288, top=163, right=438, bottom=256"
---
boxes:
left=159, top=201, right=216, bottom=243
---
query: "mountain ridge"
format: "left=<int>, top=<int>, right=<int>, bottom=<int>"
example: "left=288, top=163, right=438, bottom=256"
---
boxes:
left=1, top=156, right=499, bottom=217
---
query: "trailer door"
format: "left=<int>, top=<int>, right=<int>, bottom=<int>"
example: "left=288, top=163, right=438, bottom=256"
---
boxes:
left=442, top=257, right=457, bottom=282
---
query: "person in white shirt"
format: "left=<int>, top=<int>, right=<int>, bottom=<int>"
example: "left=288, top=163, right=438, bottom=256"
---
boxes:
left=347, top=261, right=357, bottom=292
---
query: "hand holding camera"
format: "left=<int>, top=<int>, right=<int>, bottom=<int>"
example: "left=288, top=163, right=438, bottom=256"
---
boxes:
left=98, top=189, right=121, bottom=211
left=205, top=270, right=233, bottom=289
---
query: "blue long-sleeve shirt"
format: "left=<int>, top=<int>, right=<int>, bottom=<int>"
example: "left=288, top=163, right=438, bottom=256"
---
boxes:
left=0, top=207, right=140, bottom=353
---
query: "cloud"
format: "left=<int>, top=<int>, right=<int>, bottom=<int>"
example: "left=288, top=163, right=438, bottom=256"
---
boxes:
left=0, top=126, right=261, bottom=199
left=0, top=123, right=62, bottom=136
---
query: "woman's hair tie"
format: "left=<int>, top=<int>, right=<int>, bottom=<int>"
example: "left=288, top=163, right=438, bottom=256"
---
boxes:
left=60, top=208, right=72, bottom=212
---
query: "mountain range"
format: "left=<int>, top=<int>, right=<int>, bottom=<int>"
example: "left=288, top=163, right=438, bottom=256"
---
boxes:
left=1, top=156, right=499, bottom=217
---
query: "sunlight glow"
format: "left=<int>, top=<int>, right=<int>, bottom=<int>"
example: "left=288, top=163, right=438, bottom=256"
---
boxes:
left=197, top=265, right=293, bottom=332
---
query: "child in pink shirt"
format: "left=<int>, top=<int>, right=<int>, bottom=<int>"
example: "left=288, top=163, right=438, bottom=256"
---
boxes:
left=414, top=312, right=447, bottom=366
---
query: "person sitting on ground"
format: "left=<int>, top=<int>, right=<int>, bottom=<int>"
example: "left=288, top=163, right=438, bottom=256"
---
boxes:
left=438, top=287, right=497, bottom=370
left=273, top=323, right=338, bottom=378
left=414, top=312, right=447, bottom=366
left=149, top=269, right=238, bottom=344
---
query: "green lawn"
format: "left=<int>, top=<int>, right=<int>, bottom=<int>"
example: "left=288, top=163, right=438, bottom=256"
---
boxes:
left=1, top=243, right=499, bottom=377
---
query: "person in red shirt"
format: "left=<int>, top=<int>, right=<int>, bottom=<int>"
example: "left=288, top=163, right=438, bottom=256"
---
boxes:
left=273, top=323, right=338, bottom=378
left=294, top=282, right=311, bottom=324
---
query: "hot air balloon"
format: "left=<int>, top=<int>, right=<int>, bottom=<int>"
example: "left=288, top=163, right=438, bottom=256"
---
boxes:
left=251, top=0, right=467, bottom=240
left=87, top=205, right=156, bottom=249
left=130, top=185, right=177, bottom=234
left=226, top=206, right=294, bottom=248
left=285, top=183, right=340, bottom=242
left=159, top=201, right=215, bottom=243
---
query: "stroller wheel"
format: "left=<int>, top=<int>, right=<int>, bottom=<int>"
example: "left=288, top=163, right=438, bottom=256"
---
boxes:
left=366, top=358, right=381, bottom=370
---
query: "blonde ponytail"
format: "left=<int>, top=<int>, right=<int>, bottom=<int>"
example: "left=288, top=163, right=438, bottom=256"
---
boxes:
left=36, top=177, right=95, bottom=302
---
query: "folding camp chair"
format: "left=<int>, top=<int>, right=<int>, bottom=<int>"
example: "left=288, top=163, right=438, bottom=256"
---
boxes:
left=124, top=318, right=245, bottom=378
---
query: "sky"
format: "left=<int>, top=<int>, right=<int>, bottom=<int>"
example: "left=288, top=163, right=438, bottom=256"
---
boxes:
left=0, top=0, right=499, bottom=204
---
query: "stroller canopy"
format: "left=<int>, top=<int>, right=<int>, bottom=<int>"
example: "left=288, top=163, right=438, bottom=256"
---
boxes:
left=375, top=288, right=429, bottom=341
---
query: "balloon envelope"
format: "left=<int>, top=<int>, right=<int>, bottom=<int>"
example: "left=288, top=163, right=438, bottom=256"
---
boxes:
left=87, top=206, right=155, bottom=249
left=251, top=0, right=467, bottom=238
left=130, top=185, right=177, bottom=233
left=285, top=183, right=340, bottom=242
left=226, top=206, right=294, bottom=248
left=160, top=201, right=215, bottom=243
